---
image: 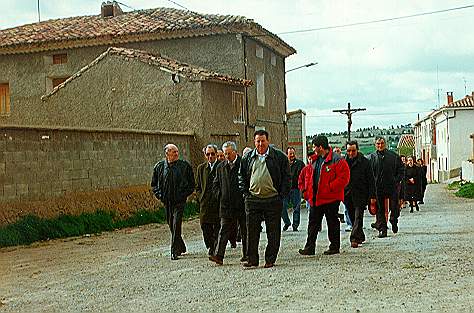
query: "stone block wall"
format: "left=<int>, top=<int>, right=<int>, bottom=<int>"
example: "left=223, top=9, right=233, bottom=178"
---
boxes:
left=287, top=110, right=307, bottom=163
left=0, top=126, right=193, bottom=224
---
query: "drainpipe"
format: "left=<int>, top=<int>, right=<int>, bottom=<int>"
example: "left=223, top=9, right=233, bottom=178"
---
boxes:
left=242, top=35, right=250, bottom=143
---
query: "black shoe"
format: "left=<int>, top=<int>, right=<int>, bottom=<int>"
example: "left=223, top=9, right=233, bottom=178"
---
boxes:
left=378, top=231, right=387, bottom=238
left=410, top=208, right=414, bottom=213
left=242, top=262, right=258, bottom=268
left=371, top=222, right=377, bottom=229
left=209, top=255, right=223, bottom=265
left=298, top=248, right=315, bottom=256
left=171, top=253, right=179, bottom=260
left=283, top=224, right=290, bottom=231
left=292, top=226, right=298, bottom=232
left=240, top=256, right=248, bottom=262
left=392, top=224, right=398, bottom=234
left=323, top=249, right=340, bottom=255
left=418, top=201, right=424, bottom=204
left=415, top=205, right=419, bottom=211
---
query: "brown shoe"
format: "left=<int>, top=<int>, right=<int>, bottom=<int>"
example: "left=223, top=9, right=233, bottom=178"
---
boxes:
left=323, top=249, right=340, bottom=255
left=264, top=263, right=274, bottom=268
left=350, top=241, right=359, bottom=248
left=298, top=248, right=315, bottom=256
left=208, top=255, right=223, bottom=265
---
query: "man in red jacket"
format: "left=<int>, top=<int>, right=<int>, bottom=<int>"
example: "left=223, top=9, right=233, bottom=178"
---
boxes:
left=299, top=135, right=350, bottom=255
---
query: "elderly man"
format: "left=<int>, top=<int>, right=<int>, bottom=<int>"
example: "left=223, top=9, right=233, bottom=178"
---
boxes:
left=282, top=146, right=305, bottom=231
left=209, top=141, right=247, bottom=265
left=151, top=144, right=194, bottom=260
left=196, top=144, right=221, bottom=256
left=344, top=140, right=374, bottom=248
left=299, top=135, right=350, bottom=256
left=239, top=130, right=290, bottom=268
left=367, top=137, right=404, bottom=237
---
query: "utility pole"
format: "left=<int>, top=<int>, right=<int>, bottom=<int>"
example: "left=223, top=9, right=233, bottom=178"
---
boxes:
left=333, top=102, right=366, bottom=141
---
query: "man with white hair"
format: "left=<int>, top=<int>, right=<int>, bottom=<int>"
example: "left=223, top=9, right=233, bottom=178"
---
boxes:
left=151, top=143, right=194, bottom=260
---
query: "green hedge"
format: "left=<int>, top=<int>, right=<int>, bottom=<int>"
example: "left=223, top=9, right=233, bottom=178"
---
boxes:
left=455, top=182, right=474, bottom=199
left=0, top=202, right=199, bottom=248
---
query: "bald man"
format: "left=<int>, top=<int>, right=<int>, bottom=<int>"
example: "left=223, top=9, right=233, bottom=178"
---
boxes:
left=151, top=144, right=195, bottom=260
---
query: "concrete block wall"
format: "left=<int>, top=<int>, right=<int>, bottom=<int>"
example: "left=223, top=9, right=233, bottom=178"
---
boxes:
left=0, top=127, right=193, bottom=203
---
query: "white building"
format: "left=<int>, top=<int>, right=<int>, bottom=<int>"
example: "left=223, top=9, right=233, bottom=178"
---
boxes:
left=414, top=92, right=474, bottom=182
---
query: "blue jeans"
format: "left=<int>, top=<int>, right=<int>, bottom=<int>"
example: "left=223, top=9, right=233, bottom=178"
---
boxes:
left=282, top=189, right=301, bottom=229
left=343, top=202, right=352, bottom=227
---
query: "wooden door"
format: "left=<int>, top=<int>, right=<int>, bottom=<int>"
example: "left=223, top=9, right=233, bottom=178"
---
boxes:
left=0, top=83, right=10, bottom=115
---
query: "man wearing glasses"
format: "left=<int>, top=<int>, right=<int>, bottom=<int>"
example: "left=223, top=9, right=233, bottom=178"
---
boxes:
left=196, top=144, right=221, bottom=256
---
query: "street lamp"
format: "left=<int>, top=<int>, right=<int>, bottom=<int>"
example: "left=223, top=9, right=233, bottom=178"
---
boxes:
left=285, top=62, right=318, bottom=73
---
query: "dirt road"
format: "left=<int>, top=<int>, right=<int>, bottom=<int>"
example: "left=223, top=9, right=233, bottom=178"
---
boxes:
left=1, top=184, right=473, bottom=312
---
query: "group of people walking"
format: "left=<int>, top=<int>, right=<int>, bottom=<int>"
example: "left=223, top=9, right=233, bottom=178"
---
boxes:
left=151, top=131, right=428, bottom=268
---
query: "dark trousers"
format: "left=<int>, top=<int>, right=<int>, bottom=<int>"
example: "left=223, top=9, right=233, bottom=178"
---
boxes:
left=245, top=196, right=282, bottom=265
left=344, top=196, right=365, bottom=243
left=201, top=222, right=220, bottom=254
left=165, top=204, right=186, bottom=255
left=374, top=193, right=400, bottom=231
left=215, top=215, right=247, bottom=259
left=304, top=201, right=340, bottom=252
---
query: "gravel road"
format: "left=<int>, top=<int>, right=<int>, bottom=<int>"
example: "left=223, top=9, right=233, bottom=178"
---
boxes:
left=1, top=184, right=473, bottom=312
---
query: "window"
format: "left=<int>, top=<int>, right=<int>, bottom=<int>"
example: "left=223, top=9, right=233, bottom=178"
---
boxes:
left=271, top=53, right=276, bottom=66
left=256, top=72, right=265, bottom=107
left=255, top=126, right=265, bottom=131
left=53, top=53, right=68, bottom=64
left=256, top=45, right=263, bottom=59
left=0, top=83, right=10, bottom=115
left=232, top=91, right=245, bottom=123
left=52, top=77, right=69, bottom=88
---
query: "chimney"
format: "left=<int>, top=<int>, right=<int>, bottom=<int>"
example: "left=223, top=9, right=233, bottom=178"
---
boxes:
left=447, top=91, right=453, bottom=105
left=101, top=1, right=123, bottom=18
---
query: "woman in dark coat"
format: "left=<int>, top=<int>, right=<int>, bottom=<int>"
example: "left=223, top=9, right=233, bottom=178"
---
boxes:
left=404, top=156, right=422, bottom=212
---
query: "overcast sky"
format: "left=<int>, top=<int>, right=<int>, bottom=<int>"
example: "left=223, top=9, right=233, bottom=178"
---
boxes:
left=2, top=0, right=473, bottom=134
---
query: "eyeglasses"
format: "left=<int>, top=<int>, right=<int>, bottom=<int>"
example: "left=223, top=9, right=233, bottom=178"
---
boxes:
left=206, top=152, right=216, bottom=156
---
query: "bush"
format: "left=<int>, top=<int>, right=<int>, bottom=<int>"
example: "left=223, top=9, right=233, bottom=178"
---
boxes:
left=455, top=182, right=474, bottom=199
left=0, top=202, right=200, bottom=248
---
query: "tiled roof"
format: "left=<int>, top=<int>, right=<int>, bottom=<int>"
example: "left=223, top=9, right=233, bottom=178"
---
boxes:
left=41, top=47, right=252, bottom=100
left=0, top=7, right=295, bottom=57
left=397, top=134, right=415, bottom=149
left=445, top=94, right=474, bottom=108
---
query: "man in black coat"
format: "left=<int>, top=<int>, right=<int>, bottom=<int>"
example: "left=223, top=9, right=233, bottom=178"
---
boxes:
left=209, top=141, right=247, bottom=265
left=239, top=130, right=290, bottom=268
left=367, top=137, right=404, bottom=237
left=151, top=143, right=195, bottom=260
left=344, top=140, right=375, bottom=248
left=282, top=146, right=305, bottom=231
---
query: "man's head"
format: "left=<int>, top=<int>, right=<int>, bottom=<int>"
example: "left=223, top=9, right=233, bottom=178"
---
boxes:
left=203, top=144, right=218, bottom=163
left=407, top=155, right=414, bottom=166
left=287, top=146, right=296, bottom=162
left=400, top=155, right=407, bottom=164
left=374, top=136, right=386, bottom=152
left=417, top=158, right=424, bottom=165
left=164, top=143, right=179, bottom=163
left=346, top=140, right=359, bottom=159
left=216, top=149, right=225, bottom=162
left=312, top=135, right=329, bottom=157
left=307, top=150, right=315, bottom=163
left=254, top=130, right=270, bottom=155
left=222, top=141, right=238, bottom=162
left=333, top=147, right=342, bottom=156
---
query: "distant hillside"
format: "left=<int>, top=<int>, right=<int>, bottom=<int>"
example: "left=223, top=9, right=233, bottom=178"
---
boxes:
left=307, top=124, right=414, bottom=155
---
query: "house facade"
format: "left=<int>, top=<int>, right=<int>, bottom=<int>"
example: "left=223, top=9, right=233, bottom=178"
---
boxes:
left=414, top=92, right=474, bottom=182
left=0, top=2, right=296, bottom=151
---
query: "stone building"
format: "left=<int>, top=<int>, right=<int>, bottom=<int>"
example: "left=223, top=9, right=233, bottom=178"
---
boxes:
left=286, top=109, right=307, bottom=163
left=0, top=2, right=296, bottom=150
left=0, top=2, right=295, bottom=222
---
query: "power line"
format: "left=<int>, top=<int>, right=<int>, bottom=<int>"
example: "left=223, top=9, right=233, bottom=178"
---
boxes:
left=275, top=4, right=474, bottom=36
left=165, top=0, right=190, bottom=11
left=115, top=1, right=137, bottom=11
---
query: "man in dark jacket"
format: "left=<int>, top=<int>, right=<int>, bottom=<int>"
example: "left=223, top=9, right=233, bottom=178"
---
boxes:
left=195, top=144, right=221, bottom=256
left=299, top=135, right=350, bottom=256
left=344, top=140, right=374, bottom=248
left=151, top=143, right=194, bottom=260
left=239, top=130, right=290, bottom=268
left=282, top=147, right=305, bottom=231
left=367, top=137, right=404, bottom=237
left=209, top=141, right=247, bottom=265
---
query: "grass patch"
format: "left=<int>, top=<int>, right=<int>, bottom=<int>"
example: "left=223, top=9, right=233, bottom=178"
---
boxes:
left=447, top=180, right=462, bottom=190
left=455, top=182, right=474, bottom=199
left=0, top=201, right=199, bottom=248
